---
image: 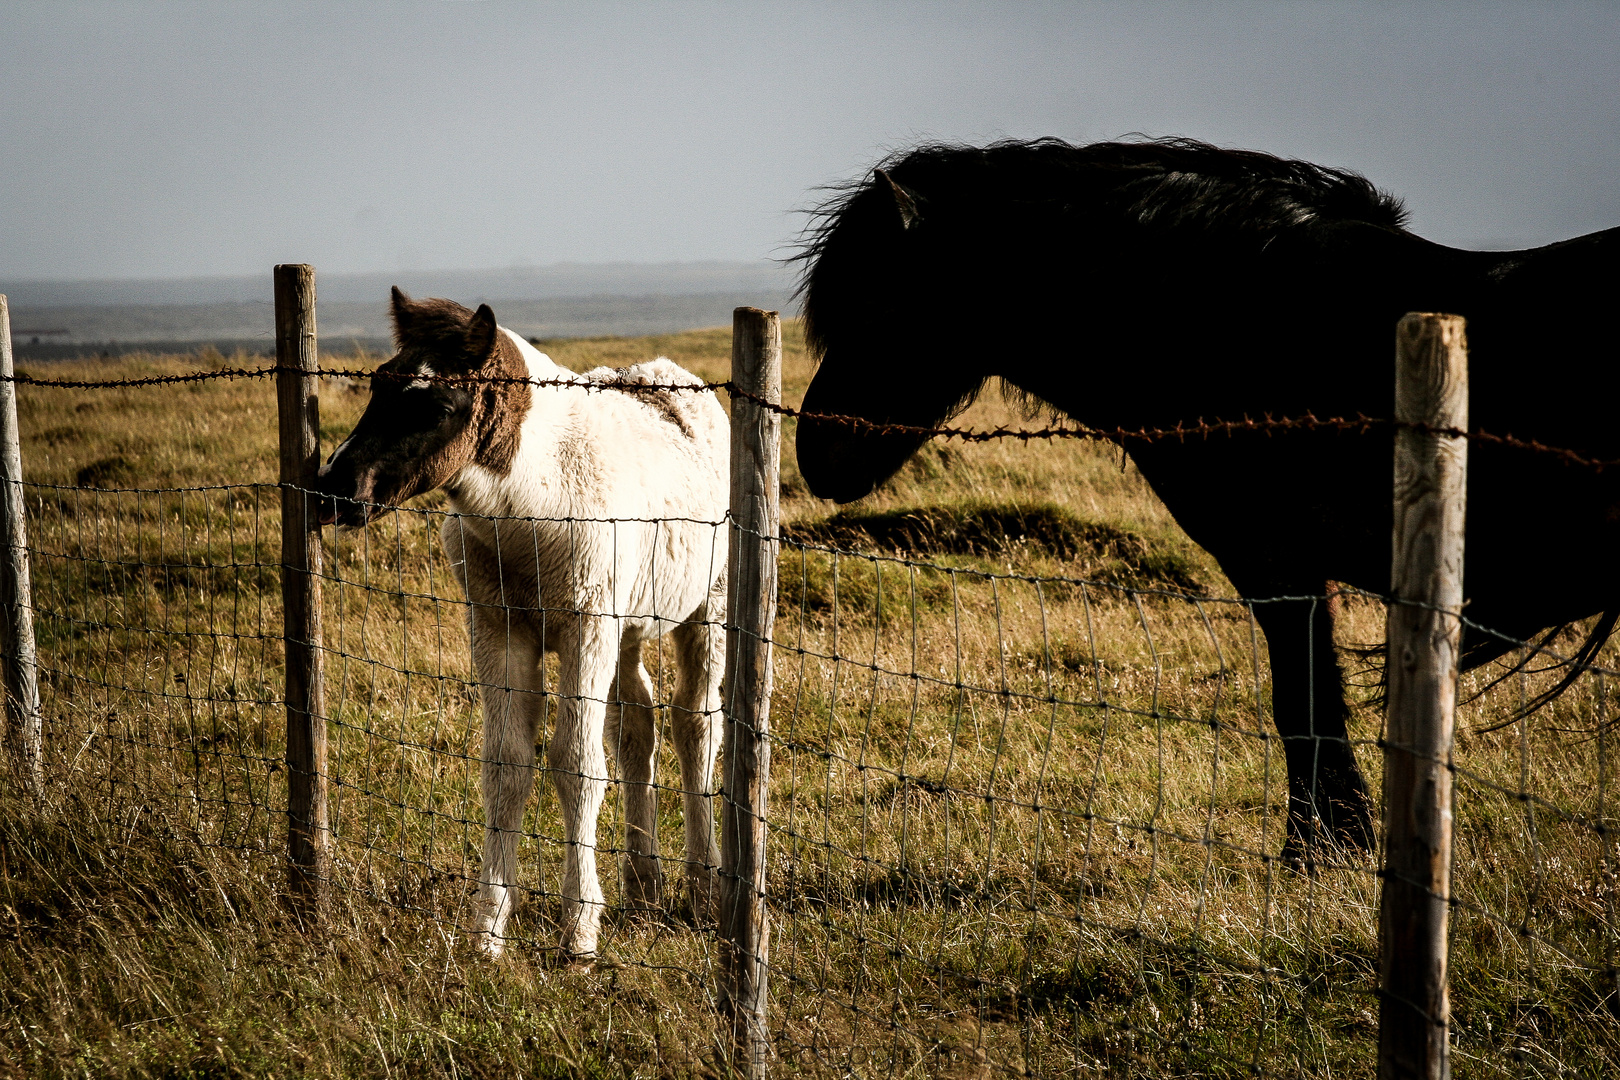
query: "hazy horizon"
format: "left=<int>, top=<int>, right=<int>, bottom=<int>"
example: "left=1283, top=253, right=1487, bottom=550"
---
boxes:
left=0, top=259, right=794, bottom=307
left=2, top=2, right=1617, bottom=283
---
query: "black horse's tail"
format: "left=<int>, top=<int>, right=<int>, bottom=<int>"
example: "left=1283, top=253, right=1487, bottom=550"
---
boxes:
left=1462, top=609, right=1620, bottom=734
left=1343, top=609, right=1620, bottom=733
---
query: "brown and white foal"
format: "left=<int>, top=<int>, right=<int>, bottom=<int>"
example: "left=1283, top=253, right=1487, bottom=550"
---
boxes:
left=315, top=289, right=728, bottom=961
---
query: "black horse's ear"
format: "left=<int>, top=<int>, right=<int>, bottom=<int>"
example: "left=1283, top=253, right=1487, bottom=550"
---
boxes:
left=390, top=286, right=416, bottom=345
left=875, top=168, right=922, bottom=230
left=465, top=303, right=499, bottom=362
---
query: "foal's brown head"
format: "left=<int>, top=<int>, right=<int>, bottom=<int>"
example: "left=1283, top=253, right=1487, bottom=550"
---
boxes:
left=312, top=288, right=530, bottom=526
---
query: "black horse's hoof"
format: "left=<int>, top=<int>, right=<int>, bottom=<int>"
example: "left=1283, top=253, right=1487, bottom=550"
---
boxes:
left=1282, top=796, right=1376, bottom=875
left=1322, top=797, right=1377, bottom=854
left=1278, top=835, right=1317, bottom=876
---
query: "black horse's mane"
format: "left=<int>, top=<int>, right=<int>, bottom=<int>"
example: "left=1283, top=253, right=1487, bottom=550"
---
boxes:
left=795, top=136, right=1411, bottom=411
left=795, top=136, right=1408, bottom=319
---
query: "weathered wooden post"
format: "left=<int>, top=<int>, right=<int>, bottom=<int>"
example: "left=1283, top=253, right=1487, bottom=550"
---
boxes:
left=1380, top=312, right=1467, bottom=1080
left=719, top=306, right=780, bottom=1076
left=275, top=264, right=327, bottom=912
left=0, top=295, right=42, bottom=796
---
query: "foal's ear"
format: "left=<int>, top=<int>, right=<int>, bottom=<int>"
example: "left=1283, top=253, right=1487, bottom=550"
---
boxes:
left=389, top=286, right=417, bottom=345
left=465, top=303, right=499, bottom=363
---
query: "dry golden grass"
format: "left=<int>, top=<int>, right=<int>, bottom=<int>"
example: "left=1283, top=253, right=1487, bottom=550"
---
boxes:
left=2, top=329, right=1617, bottom=1078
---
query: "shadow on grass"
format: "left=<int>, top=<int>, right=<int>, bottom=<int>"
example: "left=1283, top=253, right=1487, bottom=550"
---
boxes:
left=784, top=502, right=1207, bottom=594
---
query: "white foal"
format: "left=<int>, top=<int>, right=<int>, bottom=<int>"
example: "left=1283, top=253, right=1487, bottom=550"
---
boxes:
left=314, top=288, right=728, bottom=961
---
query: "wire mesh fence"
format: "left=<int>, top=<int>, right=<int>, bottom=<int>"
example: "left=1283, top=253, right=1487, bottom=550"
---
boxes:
left=762, top=534, right=1310, bottom=1074
left=764, top=534, right=1620, bottom=1075
left=311, top=494, right=734, bottom=973
left=15, top=477, right=1619, bottom=1075
left=24, top=478, right=741, bottom=1066
left=29, top=480, right=289, bottom=858
left=4, top=317, right=1620, bottom=1076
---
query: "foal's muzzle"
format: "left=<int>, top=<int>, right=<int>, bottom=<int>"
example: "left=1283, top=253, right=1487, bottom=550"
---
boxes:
left=310, top=463, right=387, bottom=528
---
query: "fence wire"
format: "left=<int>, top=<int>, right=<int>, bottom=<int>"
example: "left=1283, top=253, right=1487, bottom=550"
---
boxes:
left=312, top=493, right=734, bottom=975
left=25, top=479, right=740, bottom=1069
left=7, top=364, right=1619, bottom=1076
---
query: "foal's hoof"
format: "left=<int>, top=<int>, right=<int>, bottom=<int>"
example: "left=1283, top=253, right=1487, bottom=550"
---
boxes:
left=470, top=929, right=507, bottom=959
left=622, top=868, right=665, bottom=918
left=541, top=948, right=598, bottom=973
left=685, top=873, right=720, bottom=926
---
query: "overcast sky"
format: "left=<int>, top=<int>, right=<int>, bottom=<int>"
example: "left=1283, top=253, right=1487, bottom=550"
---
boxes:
left=2, top=1, right=1617, bottom=281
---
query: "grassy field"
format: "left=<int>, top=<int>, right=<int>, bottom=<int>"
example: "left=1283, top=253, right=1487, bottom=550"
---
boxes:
left=2, top=324, right=1617, bottom=1078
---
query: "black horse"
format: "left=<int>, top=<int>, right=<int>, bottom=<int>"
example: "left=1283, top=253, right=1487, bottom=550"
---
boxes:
left=793, top=137, right=1620, bottom=855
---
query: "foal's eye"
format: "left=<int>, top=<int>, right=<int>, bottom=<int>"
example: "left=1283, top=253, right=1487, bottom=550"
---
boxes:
left=411, top=392, right=453, bottom=418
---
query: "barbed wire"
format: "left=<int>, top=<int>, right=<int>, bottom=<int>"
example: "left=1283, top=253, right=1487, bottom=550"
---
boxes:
left=9, top=360, right=1618, bottom=471
left=5, top=364, right=281, bottom=388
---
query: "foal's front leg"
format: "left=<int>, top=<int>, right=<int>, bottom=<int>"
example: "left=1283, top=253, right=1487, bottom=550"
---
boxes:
left=550, top=615, right=619, bottom=960
left=470, top=620, right=543, bottom=957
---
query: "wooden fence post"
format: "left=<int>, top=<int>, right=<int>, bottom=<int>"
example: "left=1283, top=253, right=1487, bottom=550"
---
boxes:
left=0, top=296, right=42, bottom=796
left=275, top=264, right=327, bottom=912
left=1380, top=312, right=1467, bottom=1080
left=720, top=306, right=780, bottom=1076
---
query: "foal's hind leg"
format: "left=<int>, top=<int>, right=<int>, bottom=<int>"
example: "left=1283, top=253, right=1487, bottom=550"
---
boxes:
left=607, top=636, right=663, bottom=911
left=670, top=586, right=725, bottom=920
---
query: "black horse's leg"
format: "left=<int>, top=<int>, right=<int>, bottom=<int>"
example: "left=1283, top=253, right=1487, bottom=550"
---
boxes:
left=1251, top=592, right=1374, bottom=857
